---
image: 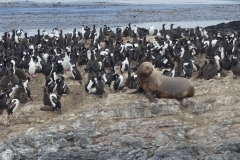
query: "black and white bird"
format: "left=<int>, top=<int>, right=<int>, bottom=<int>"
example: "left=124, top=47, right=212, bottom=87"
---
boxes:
left=23, top=77, right=33, bottom=101
left=6, top=99, right=20, bottom=117
left=182, top=60, right=193, bottom=78
left=62, top=51, right=71, bottom=71
left=101, top=66, right=116, bottom=87
left=0, top=58, right=8, bottom=78
left=94, top=76, right=105, bottom=98
left=28, top=56, right=37, bottom=78
left=46, top=72, right=57, bottom=93
left=0, top=91, right=9, bottom=110
left=55, top=60, right=64, bottom=75
left=113, top=74, right=124, bottom=91
left=231, top=55, right=240, bottom=78
left=6, top=84, right=19, bottom=100
left=56, top=76, right=69, bottom=96
left=70, top=64, right=82, bottom=85
left=49, top=93, right=62, bottom=113
left=120, top=52, right=130, bottom=73
left=85, top=79, right=95, bottom=93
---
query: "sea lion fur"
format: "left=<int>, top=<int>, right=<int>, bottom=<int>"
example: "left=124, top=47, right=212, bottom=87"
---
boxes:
left=131, top=62, right=194, bottom=103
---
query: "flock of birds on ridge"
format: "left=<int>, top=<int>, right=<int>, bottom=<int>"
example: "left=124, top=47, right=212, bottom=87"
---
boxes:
left=0, top=22, right=239, bottom=118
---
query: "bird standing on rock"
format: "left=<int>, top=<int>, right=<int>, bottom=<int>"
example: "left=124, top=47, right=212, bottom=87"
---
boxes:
left=6, top=99, right=20, bottom=118
left=23, top=77, right=33, bottom=101
left=49, top=93, right=62, bottom=114
left=70, top=63, right=82, bottom=85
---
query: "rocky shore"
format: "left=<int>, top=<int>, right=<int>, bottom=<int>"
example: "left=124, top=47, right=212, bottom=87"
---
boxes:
left=0, top=21, right=240, bottom=159
left=1, top=69, right=240, bottom=159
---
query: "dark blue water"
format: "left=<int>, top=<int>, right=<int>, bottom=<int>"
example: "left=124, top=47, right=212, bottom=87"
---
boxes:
left=0, top=1, right=239, bottom=36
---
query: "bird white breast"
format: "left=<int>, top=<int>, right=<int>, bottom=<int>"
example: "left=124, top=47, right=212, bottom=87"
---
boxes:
left=42, top=54, right=49, bottom=63
left=62, top=54, right=71, bottom=70
left=12, top=99, right=20, bottom=113
left=94, top=32, right=99, bottom=40
left=101, top=74, right=107, bottom=83
left=171, top=69, right=175, bottom=77
left=9, top=86, right=19, bottom=97
left=70, top=66, right=76, bottom=79
left=121, top=57, right=129, bottom=72
left=28, top=58, right=36, bottom=75
left=23, top=80, right=28, bottom=89
left=163, top=59, right=168, bottom=64
left=87, top=50, right=92, bottom=60
left=180, top=47, right=185, bottom=58
left=191, top=49, right=196, bottom=56
left=211, top=39, right=218, bottom=48
left=48, top=33, right=55, bottom=38
left=98, top=61, right=102, bottom=69
left=100, top=51, right=108, bottom=56
left=50, top=94, right=57, bottom=107
left=149, top=26, right=155, bottom=36
left=87, top=81, right=95, bottom=93
left=118, top=75, right=124, bottom=89
left=183, top=62, right=189, bottom=66
left=124, top=43, right=133, bottom=50
left=29, top=44, right=34, bottom=50
left=36, top=57, right=42, bottom=70
left=214, top=55, right=221, bottom=69
left=191, top=60, right=198, bottom=72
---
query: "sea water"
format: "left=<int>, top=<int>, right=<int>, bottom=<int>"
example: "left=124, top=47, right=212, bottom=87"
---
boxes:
left=0, top=0, right=239, bottom=36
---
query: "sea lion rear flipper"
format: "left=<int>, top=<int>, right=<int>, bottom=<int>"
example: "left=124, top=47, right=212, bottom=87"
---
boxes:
left=128, top=87, right=144, bottom=94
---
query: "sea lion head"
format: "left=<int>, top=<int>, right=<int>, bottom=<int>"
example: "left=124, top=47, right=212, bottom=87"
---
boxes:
left=137, top=62, right=153, bottom=77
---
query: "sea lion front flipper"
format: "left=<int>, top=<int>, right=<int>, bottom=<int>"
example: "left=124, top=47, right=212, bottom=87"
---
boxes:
left=145, top=91, right=158, bottom=103
left=128, top=87, right=144, bottom=94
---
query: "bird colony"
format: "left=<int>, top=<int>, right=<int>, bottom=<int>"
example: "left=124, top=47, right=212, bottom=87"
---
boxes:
left=0, top=23, right=239, bottom=120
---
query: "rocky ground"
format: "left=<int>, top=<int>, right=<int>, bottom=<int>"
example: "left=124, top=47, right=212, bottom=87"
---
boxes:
left=0, top=31, right=240, bottom=159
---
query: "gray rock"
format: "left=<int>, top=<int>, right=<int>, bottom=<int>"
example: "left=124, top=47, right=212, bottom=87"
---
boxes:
left=152, top=148, right=197, bottom=160
left=56, top=138, right=70, bottom=148
left=205, top=154, right=224, bottom=160
left=120, top=135, right=146, bottom=149
left=0, top=149, right=14, bottom=160
left=154, top=132, right=172, bottom=147
left=14, top=146, right=35, bottom=160
left=182, top=97, right=215, bottom=115
left=76, top=137, right=92, bottom=148
left=150, top=99, right=182, bottom=116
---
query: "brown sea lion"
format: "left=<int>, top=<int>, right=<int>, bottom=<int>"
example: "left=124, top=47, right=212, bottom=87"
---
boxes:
left=130, top=62, right=194, bottom=103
